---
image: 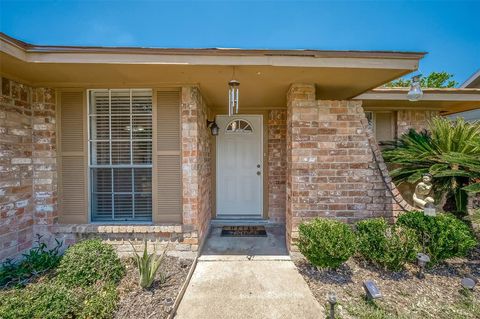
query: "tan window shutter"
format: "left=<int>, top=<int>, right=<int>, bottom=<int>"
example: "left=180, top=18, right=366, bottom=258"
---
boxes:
left=58, top=91, right=87, bottom=223
left=154, top=89, right=182, bottom=223
left=375, top=112, right=395, bottom=143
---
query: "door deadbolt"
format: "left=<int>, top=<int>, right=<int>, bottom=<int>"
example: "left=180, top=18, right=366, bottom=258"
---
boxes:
left=257, top=164, right=261, bottom=168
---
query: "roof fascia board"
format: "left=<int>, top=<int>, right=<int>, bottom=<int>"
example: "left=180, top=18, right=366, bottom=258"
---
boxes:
left=356, top=92, right=480, bottom=101
left=461, top=69, right=480, bottom=88
left=25, top=53, right=419, bottom=69
left=1, top=34, right=421, bottom=70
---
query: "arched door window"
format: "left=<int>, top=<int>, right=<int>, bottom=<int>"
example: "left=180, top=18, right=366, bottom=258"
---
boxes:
left=225, top=119, right=253, bottom=133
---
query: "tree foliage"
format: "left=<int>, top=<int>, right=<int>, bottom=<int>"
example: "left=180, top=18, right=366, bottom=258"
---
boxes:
left=382, top=117, right=480, bottom=213
left=385, top=71, right=458, bottom=88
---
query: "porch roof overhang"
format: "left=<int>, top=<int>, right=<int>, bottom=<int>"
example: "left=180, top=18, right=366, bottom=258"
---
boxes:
left=1, top=32, right=426, bottom=110
left=356, top=88, right=480, bottom=115
left=461, top=69, right=480, bottom=88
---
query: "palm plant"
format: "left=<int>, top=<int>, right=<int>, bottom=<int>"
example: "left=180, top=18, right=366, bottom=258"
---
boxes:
left=130, top=241, right=168, bottom=289
left=383, top=117, right=480, bottom=213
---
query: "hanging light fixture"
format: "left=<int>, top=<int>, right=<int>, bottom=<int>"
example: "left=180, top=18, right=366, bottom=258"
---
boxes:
left=228, top=67, right=240, bottom=116
left=407, top=75, right=423, bottom=101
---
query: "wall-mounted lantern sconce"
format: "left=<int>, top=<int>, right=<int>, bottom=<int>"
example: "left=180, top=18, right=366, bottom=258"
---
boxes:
left=207, top=120, right=219, bottom=136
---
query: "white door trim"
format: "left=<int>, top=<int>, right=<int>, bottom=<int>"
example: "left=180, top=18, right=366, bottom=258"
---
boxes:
left=215, top=114, right=263, bottom=218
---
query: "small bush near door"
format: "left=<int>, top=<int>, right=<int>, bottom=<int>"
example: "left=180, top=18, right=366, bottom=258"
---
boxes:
left=298, top=218, right=356, bottom=269
left=397, top=211, right=477, bottom=265
left=356, top=218, right=418, bottom=271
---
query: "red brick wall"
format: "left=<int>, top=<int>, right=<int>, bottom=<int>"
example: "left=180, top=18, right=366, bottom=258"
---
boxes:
left=397, top=110, right=439, bottom=136
left=0, top=77, right=57, bottom=261
left=286, top=84, right=407, bottom=248
left=268, top=110, right=287, bottom=223
left=181, top=87, right=212, bottom=249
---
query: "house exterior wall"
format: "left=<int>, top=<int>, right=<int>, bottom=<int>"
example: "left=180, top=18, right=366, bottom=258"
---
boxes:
left=1, top=78, right=58, bottom=261
left=397, top=110, right=439, bottom=135
left=286, top=83, right=409, bottom=249
left=0, top=79, right=214, bottom=261
left=0, top=77, right=443, bottom=260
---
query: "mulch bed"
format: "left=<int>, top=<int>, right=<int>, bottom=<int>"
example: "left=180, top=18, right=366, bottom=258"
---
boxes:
left=294, top=247, right=480, bottom=319
left=115, top=256, right=193, bottom=319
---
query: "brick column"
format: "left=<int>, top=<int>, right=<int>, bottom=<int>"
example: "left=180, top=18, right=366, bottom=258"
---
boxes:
left=286, top=83, right=407, bottom=250
left=286, top=83, right=318, bottom=247
left=181, top=86, right=212, bottom=249
left=268, top=110, right=287, bottom=223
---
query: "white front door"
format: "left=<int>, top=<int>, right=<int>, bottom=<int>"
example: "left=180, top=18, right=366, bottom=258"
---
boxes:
left=216, top=115, right=263, bottom=217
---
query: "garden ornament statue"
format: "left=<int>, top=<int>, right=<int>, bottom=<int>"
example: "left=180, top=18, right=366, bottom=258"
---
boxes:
left=413, top=173, right=435, bottom=209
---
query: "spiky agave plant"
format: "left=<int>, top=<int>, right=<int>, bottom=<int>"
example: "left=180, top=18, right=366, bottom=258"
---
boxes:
left=130, top=241, right=167, bottom=289
left=383, top=117, right=480, bottom=213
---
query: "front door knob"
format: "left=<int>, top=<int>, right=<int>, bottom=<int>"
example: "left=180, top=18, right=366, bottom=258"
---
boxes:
left=257, top=171, right=261, bottom=176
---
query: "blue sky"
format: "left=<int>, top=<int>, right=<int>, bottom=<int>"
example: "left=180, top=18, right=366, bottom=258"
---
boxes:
left=1, top=0, right=479, bottom=85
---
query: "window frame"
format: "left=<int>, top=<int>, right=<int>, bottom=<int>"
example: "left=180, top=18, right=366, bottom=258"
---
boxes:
left=87, top=88, right=154, bottom=223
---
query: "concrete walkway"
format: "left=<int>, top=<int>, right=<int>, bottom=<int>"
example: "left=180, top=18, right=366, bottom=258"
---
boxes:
left=175, top=225, right=324, bottom=319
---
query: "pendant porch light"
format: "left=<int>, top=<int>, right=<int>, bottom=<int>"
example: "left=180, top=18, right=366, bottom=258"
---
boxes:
left=228, top=67, right=240, bottom=116
left=407, top=75, right=423, bottom=101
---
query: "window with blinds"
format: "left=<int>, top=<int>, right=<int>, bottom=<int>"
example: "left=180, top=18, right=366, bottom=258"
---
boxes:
left=88, top=89, right=153, bottom=222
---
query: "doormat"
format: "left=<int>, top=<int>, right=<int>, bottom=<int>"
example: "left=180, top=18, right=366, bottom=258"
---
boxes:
left=221, top=225, right=267, bottom=237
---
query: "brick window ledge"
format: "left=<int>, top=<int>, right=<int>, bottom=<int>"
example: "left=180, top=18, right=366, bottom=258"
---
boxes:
left=51, top=224, right=183, bottom=235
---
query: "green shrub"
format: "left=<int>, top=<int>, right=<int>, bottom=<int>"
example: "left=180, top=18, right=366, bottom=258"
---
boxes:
left=0, top=235, right=62, bottom=287
left=0, top=281, right=119, bottom=319
left=56, top=239, right=125, bottom=287
left=298, top=218, right=356, bottom=269
left=356, top=218, right=418, bottom=271
left=0, top=282, right=79, bottom=319
left=79, top=283, right=119, bottom=319
left=397, top=211, right=477, bottom=264
left=1, top=240, right=124, bottom=319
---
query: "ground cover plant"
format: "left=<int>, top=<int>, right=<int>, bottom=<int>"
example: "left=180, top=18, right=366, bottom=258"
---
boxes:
left=0, top=235, right=62, bottom=288
left=56, top=238, right=125, bottom=287
left=0, top=239, right=125, bottom=319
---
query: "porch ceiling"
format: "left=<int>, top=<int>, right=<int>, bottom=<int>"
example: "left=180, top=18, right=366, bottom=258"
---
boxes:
left=1, top=33, right=425, bottom=110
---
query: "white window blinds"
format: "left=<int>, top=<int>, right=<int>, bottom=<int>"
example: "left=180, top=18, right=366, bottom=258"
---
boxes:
left=88, top=89, right=153, bottom=222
